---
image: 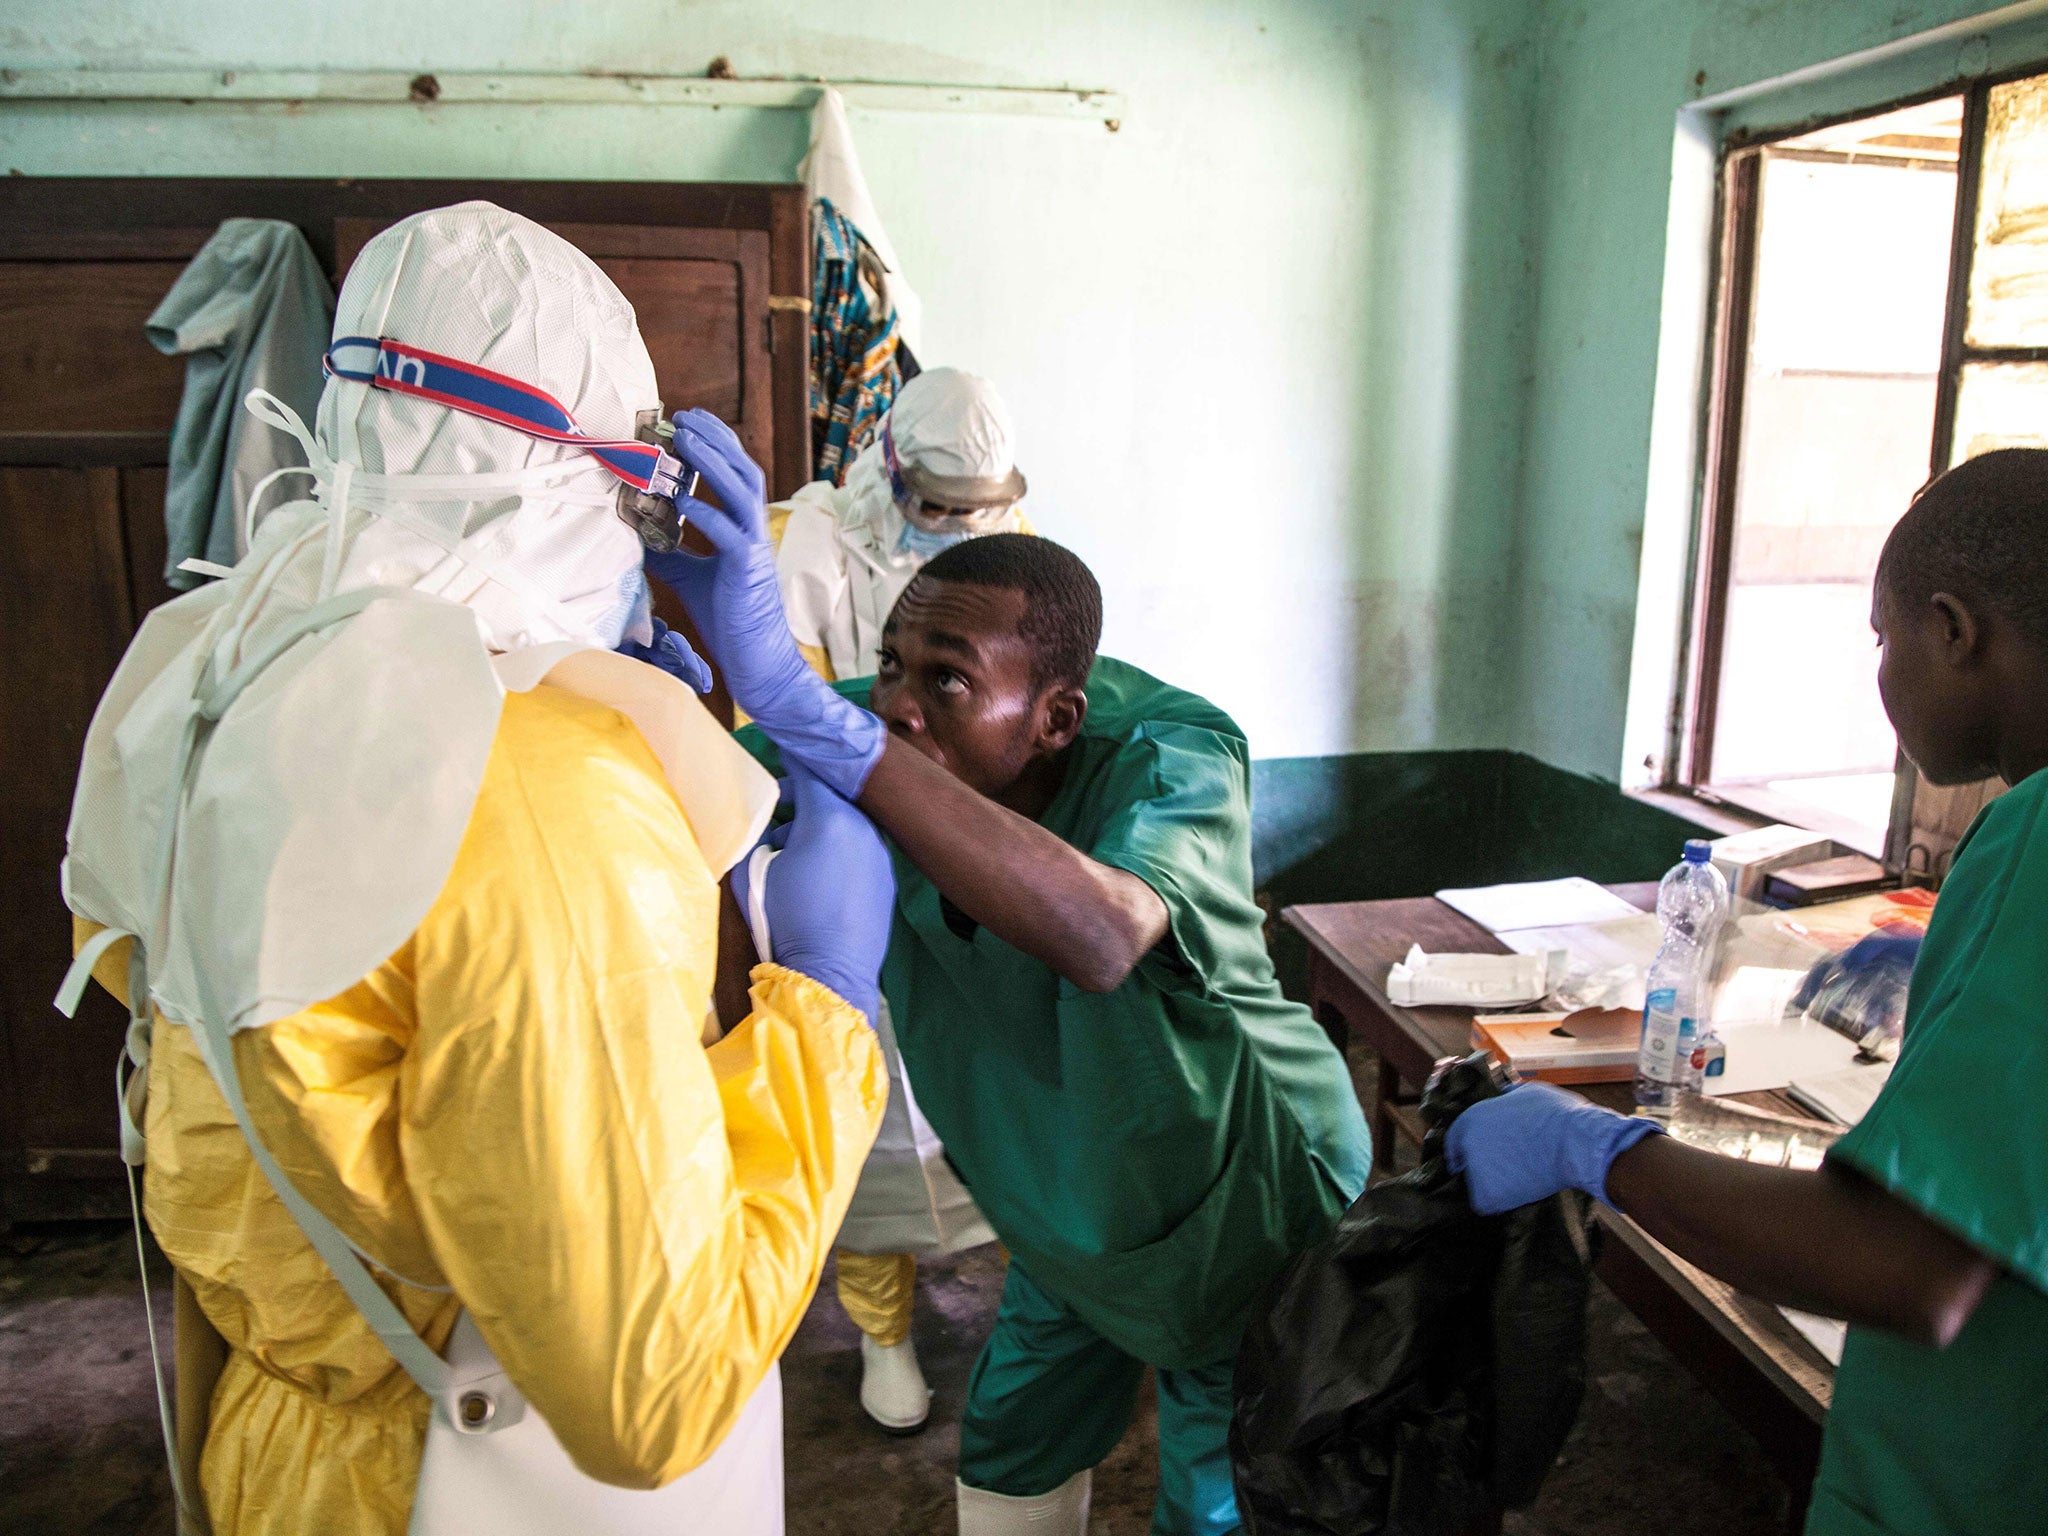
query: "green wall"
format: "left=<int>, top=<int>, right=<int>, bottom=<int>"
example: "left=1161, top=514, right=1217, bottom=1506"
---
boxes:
left=3, top=0, right=2031, bottom=791
left=1251, top=749, right=1717, bottom=995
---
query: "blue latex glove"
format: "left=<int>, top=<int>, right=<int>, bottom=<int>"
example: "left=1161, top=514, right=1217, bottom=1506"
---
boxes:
left=645, top=409, right=887, bottom=800
left=729, top=765, right=895, bottom=1024
left=614, top=616, right=714, bottom=694
left=1794, top=929, right=1921, bottom=1006
left=1444, top=1080, right=1666, bottom=1215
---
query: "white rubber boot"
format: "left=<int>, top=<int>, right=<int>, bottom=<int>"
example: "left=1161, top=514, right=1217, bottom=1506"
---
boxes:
left=859, top=1333, right=933, bottom=1433
left=956, top=1470, right=1092, bottom=1535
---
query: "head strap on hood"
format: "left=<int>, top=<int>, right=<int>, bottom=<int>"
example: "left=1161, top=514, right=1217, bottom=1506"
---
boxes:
left=325, top=335, right=692, bottom=499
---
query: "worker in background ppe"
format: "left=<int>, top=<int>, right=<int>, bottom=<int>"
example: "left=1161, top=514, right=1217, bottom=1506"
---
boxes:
left=649, top=438, right=1372, bottom=1536
left=59, top=202, right=890, bottom=1536
left=775, top=366, right=1032, bottom=683
left=763, top=366, right=1026, bottom=1431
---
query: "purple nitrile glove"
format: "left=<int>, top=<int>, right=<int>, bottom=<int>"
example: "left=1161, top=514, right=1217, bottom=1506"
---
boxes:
left=1445, top=1080, right=1665, bottom=1215
left=643, top=409, right=886, bottom=800
left=728, top=765, right=894, bottom=1025
left=614, top=616, right=714, bottom=695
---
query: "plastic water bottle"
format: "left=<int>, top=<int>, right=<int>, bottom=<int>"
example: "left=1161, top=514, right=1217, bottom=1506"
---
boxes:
left=1635, top=839, right=1729, bottom=1114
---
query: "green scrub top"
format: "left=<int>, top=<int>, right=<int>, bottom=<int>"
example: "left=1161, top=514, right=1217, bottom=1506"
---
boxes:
left=1807, top=767, right=2048, bottom=1536
left=746, top=659, right=1371, bottom=1369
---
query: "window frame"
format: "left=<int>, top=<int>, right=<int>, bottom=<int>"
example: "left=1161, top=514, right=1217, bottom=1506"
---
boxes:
left=1672, top=64, right=2042, bottom=863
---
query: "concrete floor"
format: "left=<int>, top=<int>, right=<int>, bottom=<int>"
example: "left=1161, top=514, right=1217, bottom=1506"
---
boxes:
left=0, top=1216, right=1793, bottom=1536
left=0, top=1054, right=1793, bottom=1535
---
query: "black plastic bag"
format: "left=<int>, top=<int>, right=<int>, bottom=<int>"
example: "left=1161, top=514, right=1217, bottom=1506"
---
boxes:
left=1230, top=1054, right=1598, bottom=1535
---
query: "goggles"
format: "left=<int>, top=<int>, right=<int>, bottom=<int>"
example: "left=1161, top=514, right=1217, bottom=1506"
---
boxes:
left=880, top=420, right=1028, bottom=513
left=324, top=336, right=701, bottom=551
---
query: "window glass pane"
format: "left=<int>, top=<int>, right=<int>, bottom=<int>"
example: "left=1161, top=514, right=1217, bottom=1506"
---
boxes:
left=1705, top=133, right=1958, bottom=849
left=1950, top=360, right=2048, bottom=461
left=1967, top=72, right=2048, bottom=347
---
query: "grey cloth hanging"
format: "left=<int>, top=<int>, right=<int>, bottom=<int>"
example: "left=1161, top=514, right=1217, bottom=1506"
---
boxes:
left=146, top=220, right=334, bottom=589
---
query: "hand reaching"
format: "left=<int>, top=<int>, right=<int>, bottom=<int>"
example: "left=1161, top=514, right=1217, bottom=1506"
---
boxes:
left=729, top=765, right=895, bottom=1023
left=613, top=616, right=713, bottom=695
left=1445, top=1080, right=1665, bottom=1214
left=644, top=410, right=887, bottom=799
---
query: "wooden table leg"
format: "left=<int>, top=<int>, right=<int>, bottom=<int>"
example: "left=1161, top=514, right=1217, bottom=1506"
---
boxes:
left=1370, top=1074, right=1397, bottom=1169
left=1311, top=998, right=1349, bottom=1057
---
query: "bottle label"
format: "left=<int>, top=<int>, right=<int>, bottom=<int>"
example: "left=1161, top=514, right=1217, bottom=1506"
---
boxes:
left=1640, top=987, right=1681, bottom=1080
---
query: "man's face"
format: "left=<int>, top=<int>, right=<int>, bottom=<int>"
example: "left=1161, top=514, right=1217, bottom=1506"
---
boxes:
left=871, top=578, right=1056, bottom=798
left=1873, top=579, right=1999, bottom=786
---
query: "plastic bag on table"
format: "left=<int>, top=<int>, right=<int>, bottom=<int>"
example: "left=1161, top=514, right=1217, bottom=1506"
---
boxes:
left=1230, top=1053, right=1598, bottom=1536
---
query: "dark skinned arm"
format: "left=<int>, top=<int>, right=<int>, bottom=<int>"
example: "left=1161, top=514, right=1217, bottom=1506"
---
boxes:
left=710, top=877, right=758, bottom=1035
left=857, top=736, right=1168, bottom=994
left=1604, top=1134, right=1999, bottom=1348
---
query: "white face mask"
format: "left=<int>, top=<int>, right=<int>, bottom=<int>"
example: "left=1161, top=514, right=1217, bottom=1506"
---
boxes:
left=895, top=499, right=1014, bottom=560
left=896, top=517, right=973, bottom=561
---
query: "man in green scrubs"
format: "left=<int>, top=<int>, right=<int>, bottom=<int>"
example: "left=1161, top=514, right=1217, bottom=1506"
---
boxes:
left=739, top=534, right=1371, bottom=1535
left=1446, top=449, right=2048, bottom=1534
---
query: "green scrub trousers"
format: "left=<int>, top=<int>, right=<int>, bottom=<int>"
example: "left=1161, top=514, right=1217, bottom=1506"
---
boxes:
left=960, top=1262, right=1240, bottom=1536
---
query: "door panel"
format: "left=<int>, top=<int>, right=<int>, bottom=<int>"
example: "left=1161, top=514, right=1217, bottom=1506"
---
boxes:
left=0, top=467, right=141, bottom=1195
left=598, top=255, right=743, bottom=421
left=122, top=466, right=177, bottom=619
left=0, top=264, right=187, bottom=432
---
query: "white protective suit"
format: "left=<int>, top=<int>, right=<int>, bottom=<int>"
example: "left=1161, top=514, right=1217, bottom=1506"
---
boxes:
left=771, top=369, right=1028, bottom=1266
left=60, top=202, right=884, bottom=1536
left=774, top=367, right=1030, bottom=687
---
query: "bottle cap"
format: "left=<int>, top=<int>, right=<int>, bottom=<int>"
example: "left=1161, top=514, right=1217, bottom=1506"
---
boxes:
left=1683, top=839, right=1712, bottom=865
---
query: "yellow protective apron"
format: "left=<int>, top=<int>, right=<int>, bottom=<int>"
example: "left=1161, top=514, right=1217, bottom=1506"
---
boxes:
left=60, top=500, right=781, bottom=1536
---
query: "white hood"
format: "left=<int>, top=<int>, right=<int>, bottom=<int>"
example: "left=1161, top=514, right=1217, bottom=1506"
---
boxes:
left=305, top=201, right=656, bottom=653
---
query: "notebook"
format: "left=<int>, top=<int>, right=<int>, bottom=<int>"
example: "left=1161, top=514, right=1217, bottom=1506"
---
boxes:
left=1787, top=1060, right=1894, bottom=1127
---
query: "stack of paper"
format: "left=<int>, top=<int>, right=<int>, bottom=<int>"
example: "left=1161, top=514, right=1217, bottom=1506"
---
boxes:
left=1435, top=879, right=1662, bottom=1012
left=1698, top=965, right=1858, bottom=1097
left=1788, top=1060, right=1894, bottom=1126
left=1436, top=878, right=1645, bottom=932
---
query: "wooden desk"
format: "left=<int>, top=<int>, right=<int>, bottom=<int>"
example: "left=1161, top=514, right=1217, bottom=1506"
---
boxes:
left=1285, top=892, right=1834, bottom=1524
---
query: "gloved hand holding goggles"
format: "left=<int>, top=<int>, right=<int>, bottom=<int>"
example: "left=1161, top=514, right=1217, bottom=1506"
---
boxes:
left=645, top=409, right=889, bottom=801
left=323, top=335, right=702, bottom=552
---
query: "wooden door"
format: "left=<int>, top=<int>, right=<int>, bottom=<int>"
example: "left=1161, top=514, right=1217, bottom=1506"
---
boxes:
left=0, top=179, right=806, bottom=1218
left=0, top=252, right=189, bottom=1218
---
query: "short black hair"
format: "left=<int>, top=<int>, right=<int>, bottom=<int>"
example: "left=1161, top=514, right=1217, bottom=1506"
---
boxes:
left=1877, top=448, right=2048, bottom=651
left=911, top=533, right=1102, bottom=690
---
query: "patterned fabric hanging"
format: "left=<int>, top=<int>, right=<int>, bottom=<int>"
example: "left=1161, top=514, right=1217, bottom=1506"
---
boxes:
left=810, top=198, right=904, bottom=487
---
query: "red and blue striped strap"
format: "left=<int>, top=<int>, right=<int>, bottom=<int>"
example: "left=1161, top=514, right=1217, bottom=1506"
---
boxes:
left=324, top=335, right=685, bottom=497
